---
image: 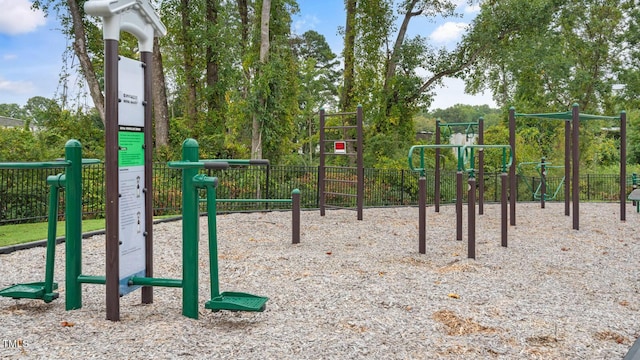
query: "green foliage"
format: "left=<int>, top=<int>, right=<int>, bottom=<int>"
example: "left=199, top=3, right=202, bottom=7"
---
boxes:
left=0, top=128, right=45, bottom=161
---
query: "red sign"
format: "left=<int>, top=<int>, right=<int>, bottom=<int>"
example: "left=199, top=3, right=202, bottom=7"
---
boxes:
left=334, top=141, right=346, bottom=154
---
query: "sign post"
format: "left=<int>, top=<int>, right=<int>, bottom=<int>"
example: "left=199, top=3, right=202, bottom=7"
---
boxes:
left=85, top=0, right=166, bottom=321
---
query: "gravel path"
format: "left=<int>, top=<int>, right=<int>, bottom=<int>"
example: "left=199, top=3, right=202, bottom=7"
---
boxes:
left=1, top=202, right=639, bottom=359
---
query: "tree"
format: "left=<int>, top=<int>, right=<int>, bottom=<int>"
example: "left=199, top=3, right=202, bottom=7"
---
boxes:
left=292, top=30, right=341, bottom=163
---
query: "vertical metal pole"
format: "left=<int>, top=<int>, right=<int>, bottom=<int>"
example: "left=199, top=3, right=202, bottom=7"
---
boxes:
left=207, top=178, right=220, bottom=300
left=181, top=139, right=200, bottom=319
left=356, top=105, right=364, bottom=221
left=620, top=111, right=627, bottom=221
left=500, top=172, right=508, bottom=247
left=468, top=177, right=476, bottom=259
left=508, top=107, right=516, bottom=226
left=478, top=118, right=484, bottom=215
left=572, top=104, right=580, bottom=230
left=104, top=39, right=120, bottom=321
left=435, top=120, right=441, bottom=212
left=65, top=140, right=83, bottom=310
left=565, top=120, right=571, bottom=216
left=141, top=50, right=153, bottom=305
left=540, top=157, right=546, bottom=209
left=319, top=109, right=326, bottom=216
left=456, top=171, right=463, bottom=241
left=418, top=177, right=426, bottom=254
left=44, top=175, right=61, bottom=301
left=292, top=189, right=301, bottom=244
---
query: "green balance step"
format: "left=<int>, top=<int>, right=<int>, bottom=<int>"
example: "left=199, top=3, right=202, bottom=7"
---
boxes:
left=205, top=292, right=268, bottom=312
left=0, top=282, right=59, bottom=302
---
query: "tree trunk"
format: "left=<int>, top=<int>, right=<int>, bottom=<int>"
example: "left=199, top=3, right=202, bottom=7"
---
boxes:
left=252, top=0, right=271, bottom=159
left=340, top=0, right=357, bottom=113
left=152, top=37, right=169, bottom=147
left=180, top=0, right=198, bottom=125
left=383, top=0, right=419, bottom=92
left=67, top=0, right=105, bottom=123
left=206, top=0, right=225, bottom=134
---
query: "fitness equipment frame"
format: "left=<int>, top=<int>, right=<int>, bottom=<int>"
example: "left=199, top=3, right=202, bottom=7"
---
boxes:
left=409, top=144, right=511, bottom=258
left=434, top=119, right=485, bottom=214
left=509, top=105, right=627, bottom=230
left=318, top=106, right=364, bottom=220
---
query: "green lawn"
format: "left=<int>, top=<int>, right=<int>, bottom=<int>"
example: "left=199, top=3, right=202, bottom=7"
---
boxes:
left=0, top=219, right=106, bottom=248
left=0, top=215, right=179, bottom=248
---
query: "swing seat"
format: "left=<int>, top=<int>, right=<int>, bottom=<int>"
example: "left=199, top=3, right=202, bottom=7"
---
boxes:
left=0, top=282, right=59, bottom=302
left=205, top=291, right=268, bottom=312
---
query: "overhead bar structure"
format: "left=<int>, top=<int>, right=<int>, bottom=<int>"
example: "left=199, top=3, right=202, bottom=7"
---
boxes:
left=509, top=104, right=627, bottom=230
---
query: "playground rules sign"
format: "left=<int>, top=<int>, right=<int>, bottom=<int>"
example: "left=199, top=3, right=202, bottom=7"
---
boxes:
left=117, top=56, right=146, bottom=296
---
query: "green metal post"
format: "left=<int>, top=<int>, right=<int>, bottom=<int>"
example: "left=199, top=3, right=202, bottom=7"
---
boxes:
left=181, top=138, right=200, bottom=319
left=207, top=179, right=220, bottom=300
left=65, top=139, right=83, bottom=310
left=44, top=174, right=64, bottom=302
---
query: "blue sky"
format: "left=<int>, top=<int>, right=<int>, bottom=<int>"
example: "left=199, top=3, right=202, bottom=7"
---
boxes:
left=0, top=0, right=495, bottom=110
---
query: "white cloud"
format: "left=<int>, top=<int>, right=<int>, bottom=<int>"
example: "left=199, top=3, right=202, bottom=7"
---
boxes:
left=0, top=0, right=46, bottom=35
left=464, top=4, right=481, bottom=13
left=430, top=22, right=468, bottom=44
left=293, top=15, right=320, bottom=35
left=0, top=77, right=36, bottom=94
left=429, top=78, right=496, bottom=110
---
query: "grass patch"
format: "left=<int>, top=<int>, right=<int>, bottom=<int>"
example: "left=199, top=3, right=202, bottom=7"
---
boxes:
left=0, top=219, right=106, bottom=248
left=0, top=215, right=179, bottom=248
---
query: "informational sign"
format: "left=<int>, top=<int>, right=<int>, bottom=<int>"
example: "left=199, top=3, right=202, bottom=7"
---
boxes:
left=118, top=56, right=146, bottom=296
left=334, top=141, right=346, bottom=154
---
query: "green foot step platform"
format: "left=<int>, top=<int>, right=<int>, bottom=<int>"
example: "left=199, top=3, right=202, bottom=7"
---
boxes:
left=205, top=292, right=268, bottom=312
left=0, top=282, right=59, bottom=302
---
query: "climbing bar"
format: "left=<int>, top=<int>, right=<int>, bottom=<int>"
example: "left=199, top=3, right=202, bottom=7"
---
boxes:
left=462, top=144, right=512, bottom=176
left=408, top=144, right=465, bottom=175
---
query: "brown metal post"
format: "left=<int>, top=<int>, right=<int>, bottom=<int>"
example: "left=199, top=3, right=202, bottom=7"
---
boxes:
left=105, top=39, right=120, bottom=321
left=468, top=177, right=476, bottom=259
left=456, top=171, right=463, bottom=241
left=356, top=105, right=364, bottom=221
left=500, top=172, right=508, bottom=247
left=318, top=109, right=325, bottom=216
left=508, top=107, right=516, bottom=226
left=292, top=189, right=301, bottom=244
left=572, top=104, right=580, bottom=230
left=478, top=118, right=484, bottom=215
left=141, top=51, right=153, bottom=305
left=419, top=177, right=426, bottom=254
left=565, top=120, right=571, bottom=216
left=435, top=120, right=441, bottom=212
left=620, top=111, right=627, bottom=222
left=540, top=157, right=546, bottom=209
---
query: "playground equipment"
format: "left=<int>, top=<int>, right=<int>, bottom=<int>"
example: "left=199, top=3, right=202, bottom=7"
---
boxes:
left=199, top=159, right=301, bottom=244
left=1, top=139, right=268, bottom=318
left=168, top=139, right=268, bottom=312
left=0, top=140, right=99, bottom=303
left=409, top=143, right=511, bottom=258
left=434, top=119, right=485, bottom=213
left=318, top=106, right=364, bottom=220
left=409, top=144, right=466, bottom=243
left=509, top=105, right=627, bottom=230
left=516, top=159, right=566, bottom=205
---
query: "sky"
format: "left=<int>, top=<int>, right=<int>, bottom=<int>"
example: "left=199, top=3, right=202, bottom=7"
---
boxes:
left=0, top=0, right=496, bottom=111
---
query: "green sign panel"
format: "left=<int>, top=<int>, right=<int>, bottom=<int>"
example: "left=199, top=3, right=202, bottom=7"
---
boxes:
left=118, top=127, right=144, bottom=167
